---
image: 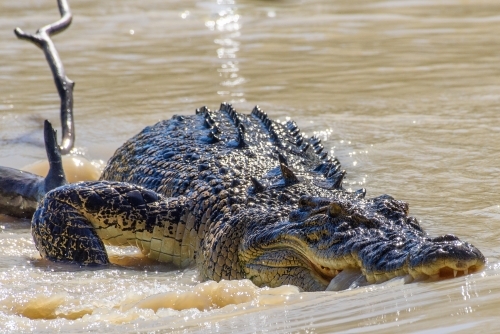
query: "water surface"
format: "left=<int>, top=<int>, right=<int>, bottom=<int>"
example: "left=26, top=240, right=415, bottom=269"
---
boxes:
left=1, top=0, right=500, bottom=332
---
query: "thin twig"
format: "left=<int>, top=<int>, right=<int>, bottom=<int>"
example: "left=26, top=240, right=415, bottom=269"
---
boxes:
left=14, top=0, right=75, bottom=154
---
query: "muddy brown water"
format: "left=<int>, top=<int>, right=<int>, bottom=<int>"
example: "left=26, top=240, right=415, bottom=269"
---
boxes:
left=1, top=0, right=500, bottom=332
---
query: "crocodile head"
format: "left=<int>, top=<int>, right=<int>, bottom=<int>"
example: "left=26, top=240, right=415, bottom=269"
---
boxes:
left=239, top=194, right=486, bottom=291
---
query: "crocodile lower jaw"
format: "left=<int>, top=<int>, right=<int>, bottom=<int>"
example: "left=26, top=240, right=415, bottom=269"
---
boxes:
left=406, top=262, right=485, bottom=281
left=320, top=260, right=485, bottom=291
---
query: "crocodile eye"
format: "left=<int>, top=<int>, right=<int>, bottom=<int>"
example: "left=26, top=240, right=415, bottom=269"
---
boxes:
left=328, top=202, right=343, bottom=217
left=298, top=195, right=314, bottom=208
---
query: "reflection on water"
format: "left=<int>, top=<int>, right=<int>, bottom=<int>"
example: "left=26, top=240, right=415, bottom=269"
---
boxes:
left=1, top=0, right=500, bottom=332
left=207, top=0, right=245, bottom=101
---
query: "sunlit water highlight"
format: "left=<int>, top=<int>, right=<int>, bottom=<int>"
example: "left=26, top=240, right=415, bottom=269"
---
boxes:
left=1, top=0, right=500, bottom=332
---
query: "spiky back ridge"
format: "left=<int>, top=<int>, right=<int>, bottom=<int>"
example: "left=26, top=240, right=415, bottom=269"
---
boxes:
left=101, top=103, right=353, bottom=211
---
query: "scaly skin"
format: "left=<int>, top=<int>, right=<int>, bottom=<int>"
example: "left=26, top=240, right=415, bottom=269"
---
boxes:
left=31, top=104, right=486, bottom=291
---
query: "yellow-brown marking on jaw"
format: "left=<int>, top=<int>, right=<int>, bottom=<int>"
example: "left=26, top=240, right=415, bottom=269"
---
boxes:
left=414, top=261, right=485, bottom=281
left=364, top=260, right=485, bottom=284
left=310, top=260, right=342, bottom=283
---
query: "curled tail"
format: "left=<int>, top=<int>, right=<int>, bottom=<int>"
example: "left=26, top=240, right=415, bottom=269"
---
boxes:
left=0, top=121, right=66, bottom=218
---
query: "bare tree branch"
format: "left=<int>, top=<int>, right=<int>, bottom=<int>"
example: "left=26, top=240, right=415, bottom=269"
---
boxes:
left=14, top=0, right=75, bottom=154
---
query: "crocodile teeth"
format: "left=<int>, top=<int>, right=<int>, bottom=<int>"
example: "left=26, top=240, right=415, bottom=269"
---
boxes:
left=453, top=270, right=458, bottom=277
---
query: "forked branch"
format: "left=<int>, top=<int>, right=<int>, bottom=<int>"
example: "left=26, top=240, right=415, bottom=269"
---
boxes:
left=14, top=0, right=75, bottom=154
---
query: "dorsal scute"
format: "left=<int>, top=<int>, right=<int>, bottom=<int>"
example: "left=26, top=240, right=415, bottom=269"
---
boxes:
left=279, top=163, right=300, bottom=185
left=277, top=152, right=288, bottom=166
left=195, top=106, right=210, bottom=115
left=286, top=120, right=298, bottom=131
left=250, top=177, right=265, bottom=193
left=235, top=124, right=247, bottom=148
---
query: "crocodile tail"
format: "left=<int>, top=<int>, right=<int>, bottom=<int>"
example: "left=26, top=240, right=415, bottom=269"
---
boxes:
left=0, top=121, right=67, bottom=219
left=43, top=120, right=67, bottom=193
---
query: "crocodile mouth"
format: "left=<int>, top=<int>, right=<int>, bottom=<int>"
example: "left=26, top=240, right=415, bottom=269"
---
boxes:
left=312, top=262, right=342, bottom=284
left=244, top=228, right=486, bottom=292
left=431, top=265, right=482, bottom=279
left=302, top=244, right=486, bottom=290
left=312, top=261, right=485, bottom=291
left=404, top=262, right=483, bottom=282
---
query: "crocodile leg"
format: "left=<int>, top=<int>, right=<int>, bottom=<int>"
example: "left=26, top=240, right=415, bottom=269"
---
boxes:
left=31, top=181, right=194, bottom=266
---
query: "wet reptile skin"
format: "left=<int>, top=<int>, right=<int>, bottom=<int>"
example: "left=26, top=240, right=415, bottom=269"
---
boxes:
left=32, top=104, right=485, bottom=291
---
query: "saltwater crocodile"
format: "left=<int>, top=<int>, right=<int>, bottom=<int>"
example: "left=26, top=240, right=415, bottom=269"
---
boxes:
left=31, top=103, right=486, bottom=291
left=2, top=0, right=485, bottom=292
